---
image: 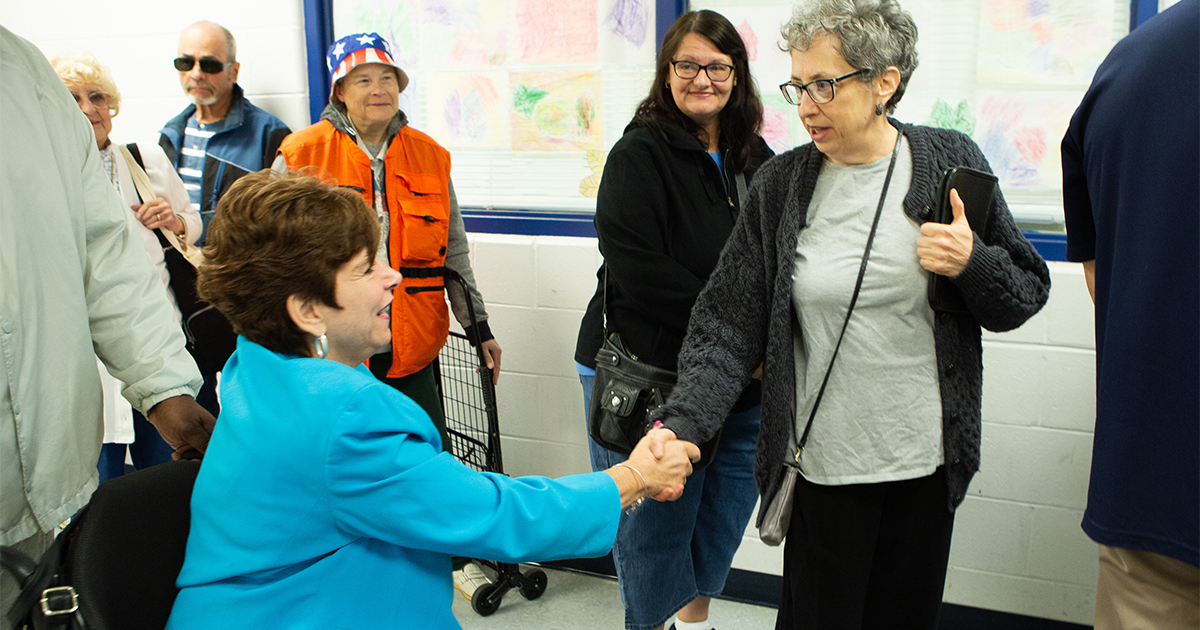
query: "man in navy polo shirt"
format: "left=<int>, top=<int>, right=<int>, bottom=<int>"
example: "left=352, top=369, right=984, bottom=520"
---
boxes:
left=1061, top=2, right=1198, bottom=628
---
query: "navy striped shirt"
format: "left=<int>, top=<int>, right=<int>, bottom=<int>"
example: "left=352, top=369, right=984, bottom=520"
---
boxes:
left=182, top=115, right=232, bottom=244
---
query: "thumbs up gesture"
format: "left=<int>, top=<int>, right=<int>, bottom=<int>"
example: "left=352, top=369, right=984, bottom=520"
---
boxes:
left=917, top=188, right=975, bottom=277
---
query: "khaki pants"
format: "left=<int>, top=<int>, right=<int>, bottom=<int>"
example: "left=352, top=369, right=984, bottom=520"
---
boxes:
left=1096, top=544, right=1200, bottom=630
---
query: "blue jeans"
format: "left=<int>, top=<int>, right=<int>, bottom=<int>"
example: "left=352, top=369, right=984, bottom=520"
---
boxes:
left=581, top=374, right=761, bottom=630
left=97, top=410, right=175, bottom=483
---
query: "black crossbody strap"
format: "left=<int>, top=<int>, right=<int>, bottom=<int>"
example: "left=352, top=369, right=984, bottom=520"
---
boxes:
left=795, top=128, right=904, bottom=457
left=601, top=263, right=610, bottom=335
left=126, top=142, right=144, bottom=172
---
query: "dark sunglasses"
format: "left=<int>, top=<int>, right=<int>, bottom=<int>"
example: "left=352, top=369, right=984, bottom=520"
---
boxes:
left=173, top=56, right=232, bottom=74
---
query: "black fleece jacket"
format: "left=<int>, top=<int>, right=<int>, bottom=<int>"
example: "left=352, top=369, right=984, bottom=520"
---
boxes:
left=575, top=119, right=773, bottom=389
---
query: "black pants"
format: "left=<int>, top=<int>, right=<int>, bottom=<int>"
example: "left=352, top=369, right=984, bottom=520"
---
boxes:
left=776, top=466, right=956, bottom=630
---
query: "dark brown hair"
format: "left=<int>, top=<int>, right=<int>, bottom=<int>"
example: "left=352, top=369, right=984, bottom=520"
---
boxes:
left=197, top=170, right=379, bottom=357
left=635, top=10, right=764, bottom=171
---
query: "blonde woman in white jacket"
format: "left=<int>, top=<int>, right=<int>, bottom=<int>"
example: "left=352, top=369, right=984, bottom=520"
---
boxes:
left=52, top=51, right=201, bottom=481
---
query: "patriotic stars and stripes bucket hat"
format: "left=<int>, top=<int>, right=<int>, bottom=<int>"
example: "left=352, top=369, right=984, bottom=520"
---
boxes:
left=326, top=32, right=410, bottom=103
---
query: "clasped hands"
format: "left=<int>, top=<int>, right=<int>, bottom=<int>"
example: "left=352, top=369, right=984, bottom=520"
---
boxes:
left=605, top=426, right=700, bottom=512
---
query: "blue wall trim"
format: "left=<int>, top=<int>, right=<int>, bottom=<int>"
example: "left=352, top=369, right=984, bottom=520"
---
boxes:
left=656, top=0, right=688, bottom=51
left=1024, top=231, right=1068, bottom=262
left=463, top=209, right=1070, bottom=262
left=1130, top=0, right=1160, bottom=31
left=303, top=0, right=335, bottom=124
left=462, top=210, right=596, bottom=238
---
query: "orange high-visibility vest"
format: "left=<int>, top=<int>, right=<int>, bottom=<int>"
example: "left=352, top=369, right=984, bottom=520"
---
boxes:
left=279, top=120, right=452, bottom=378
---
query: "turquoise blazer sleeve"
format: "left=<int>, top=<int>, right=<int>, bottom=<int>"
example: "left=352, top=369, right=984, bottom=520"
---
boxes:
left=326, top=381, right=619, bottom=562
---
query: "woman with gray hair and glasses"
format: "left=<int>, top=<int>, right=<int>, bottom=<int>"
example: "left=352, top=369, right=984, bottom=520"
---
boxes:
left=644, top=1, right=1050, bottom=627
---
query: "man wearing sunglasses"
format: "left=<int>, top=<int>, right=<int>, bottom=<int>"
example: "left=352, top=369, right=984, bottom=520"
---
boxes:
left=159, top=21, right=291, bottom=419
left=159, top=21, right=290, bottom=248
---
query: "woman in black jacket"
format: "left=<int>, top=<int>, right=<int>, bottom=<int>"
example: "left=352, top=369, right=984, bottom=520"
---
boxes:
left=574, top=10, right=773, bottom=630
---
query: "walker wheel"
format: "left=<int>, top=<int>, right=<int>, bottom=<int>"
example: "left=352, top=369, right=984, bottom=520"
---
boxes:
left=519, top=569, right=548, bottom=600
left=472, top=582, right=502, bottom=616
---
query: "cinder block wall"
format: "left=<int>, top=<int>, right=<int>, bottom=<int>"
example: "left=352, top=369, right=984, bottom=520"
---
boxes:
left=467, top=234, right=1099, bottom=626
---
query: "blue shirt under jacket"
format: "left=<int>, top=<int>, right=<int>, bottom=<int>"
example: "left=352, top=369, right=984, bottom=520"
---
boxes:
left=167, top=337, right=620, bottom=629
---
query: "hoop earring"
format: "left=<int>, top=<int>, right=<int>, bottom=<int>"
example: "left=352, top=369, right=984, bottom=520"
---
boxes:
left=314, top=334, right=328, bottom=359
left=875, top=103, right=884, bottom=116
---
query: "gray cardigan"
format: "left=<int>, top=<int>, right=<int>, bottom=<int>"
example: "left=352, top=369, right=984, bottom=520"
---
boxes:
left=653, top=122, right=1051, bottom=516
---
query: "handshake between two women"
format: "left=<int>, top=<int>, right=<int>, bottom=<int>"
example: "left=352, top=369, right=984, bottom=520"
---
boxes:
left=602, top=429, right=701, bottom=510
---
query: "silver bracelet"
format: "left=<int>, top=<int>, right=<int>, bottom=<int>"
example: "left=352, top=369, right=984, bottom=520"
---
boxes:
left=615, top=463, right=647, bottom=513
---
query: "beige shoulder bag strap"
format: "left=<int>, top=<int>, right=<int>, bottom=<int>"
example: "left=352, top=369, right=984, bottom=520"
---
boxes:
left=114, top=143, right=203, bottom=268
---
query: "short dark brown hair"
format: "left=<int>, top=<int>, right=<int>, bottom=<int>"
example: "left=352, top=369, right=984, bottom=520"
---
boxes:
left=635, top=10, right=763, bottom=172
left=197, top=170, right=379, bottom=357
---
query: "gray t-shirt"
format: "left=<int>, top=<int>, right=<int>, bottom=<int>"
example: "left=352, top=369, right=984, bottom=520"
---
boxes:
left=791, top=136, right=944, bottom=485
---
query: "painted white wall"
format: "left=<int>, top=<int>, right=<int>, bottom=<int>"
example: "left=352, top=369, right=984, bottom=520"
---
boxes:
left=4, top=2, right=1101, bottom=624
left=2, top=0, right=311, bottom=146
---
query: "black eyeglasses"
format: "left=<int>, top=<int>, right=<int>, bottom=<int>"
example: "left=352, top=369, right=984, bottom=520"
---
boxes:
left=70, top=89, right=112, bottom=110
left=173, top=56, right=233, bottom=74
left=670, top=60, right=734, bottom=82
left=779, top=69, right=869, bottom=105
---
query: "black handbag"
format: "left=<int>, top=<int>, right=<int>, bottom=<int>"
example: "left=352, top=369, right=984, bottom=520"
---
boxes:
left=3, top=517, right=89, bottom=630
left=586, top=267, right=721, bottom=468
left=124, top=144, right=237, bottom=375
left=2, top=459, right=201, bottom=630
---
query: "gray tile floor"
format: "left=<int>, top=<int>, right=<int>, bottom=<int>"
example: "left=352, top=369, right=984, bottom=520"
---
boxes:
left=452, top=566, right=779, bottom=629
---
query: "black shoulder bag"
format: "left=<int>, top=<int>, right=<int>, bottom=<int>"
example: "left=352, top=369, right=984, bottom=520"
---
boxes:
left=588, top=264, right=714, bottom=463
left=123, top=144, right=236, bottom=374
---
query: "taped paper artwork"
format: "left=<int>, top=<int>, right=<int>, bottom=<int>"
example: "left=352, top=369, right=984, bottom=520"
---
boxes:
left=977, top=0, right=1115, bottom=85
left=516, top=0, right=598, bottom=63
left=427, top=73, right=508, bottom=148
left=421, top=0, right=510, bottom=67
left=511, top=71, right=602, bottom=151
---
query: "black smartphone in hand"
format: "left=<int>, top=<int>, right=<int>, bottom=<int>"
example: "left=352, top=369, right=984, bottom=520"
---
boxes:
left=927, top=166, right=998, bottom=313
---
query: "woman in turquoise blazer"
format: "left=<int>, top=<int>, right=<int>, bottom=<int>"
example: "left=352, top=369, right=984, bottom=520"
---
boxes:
left=166, top=171, right=699, bottom=629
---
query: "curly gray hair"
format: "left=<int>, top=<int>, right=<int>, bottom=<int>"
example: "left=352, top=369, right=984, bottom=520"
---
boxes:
left=781, top=0, right=918, bottom=114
